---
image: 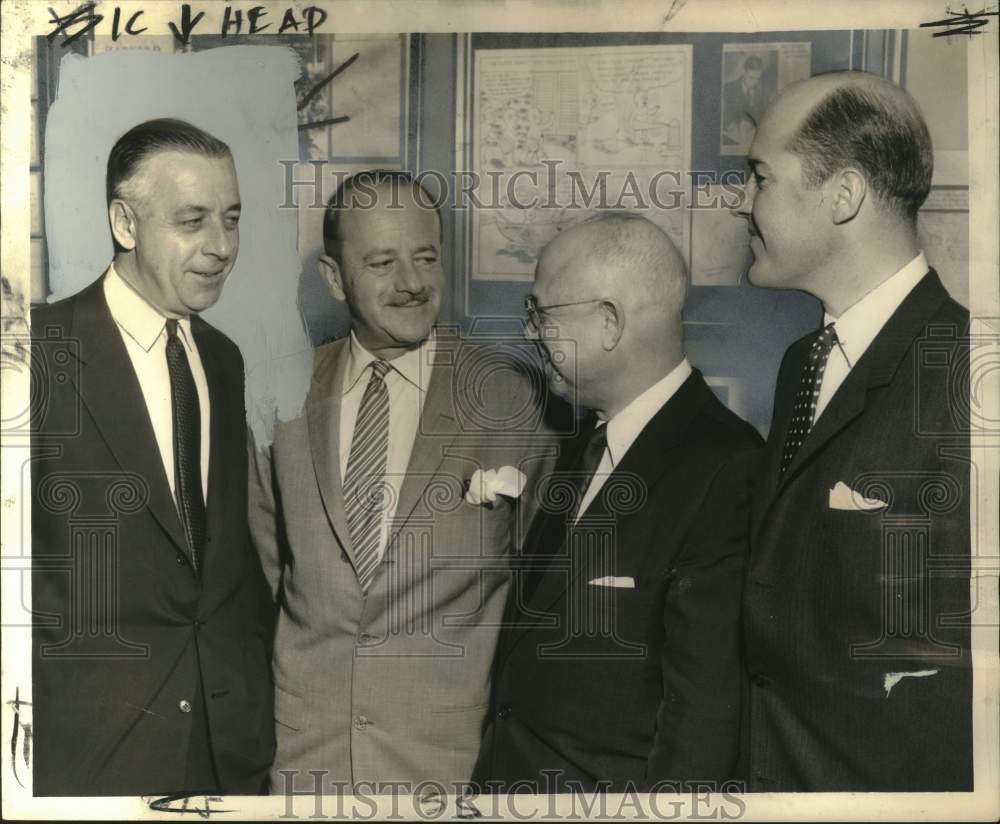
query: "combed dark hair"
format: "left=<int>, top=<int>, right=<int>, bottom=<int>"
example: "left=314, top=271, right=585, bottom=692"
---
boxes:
left=106, top=118, right=231, bottom=206
left=787, top=80, right=933, bottom=222
left=322, top=170, right=442, bottom=264
left=743, top=55, right=765, bottom=72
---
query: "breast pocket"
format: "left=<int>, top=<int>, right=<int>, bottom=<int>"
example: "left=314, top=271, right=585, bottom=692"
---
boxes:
left=431, top=499, right=512, bottom=558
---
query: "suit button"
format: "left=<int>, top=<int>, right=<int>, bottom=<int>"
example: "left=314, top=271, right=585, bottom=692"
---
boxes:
left=179, top=699, right=193, bottom=713
left=358, top=633, right=375, bottom=646
left=341, top=550, right=350, bottom=562
left=176, top=555, right=188, bottom=565
left=751, top=673, right=772, bottom=688
left=353, top=715, right=369, bottom=730
left=497, top=704, right=512, bottom=720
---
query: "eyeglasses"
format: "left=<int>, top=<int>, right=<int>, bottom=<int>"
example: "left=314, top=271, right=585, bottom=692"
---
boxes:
left=524, top=295, right=603, bottom=331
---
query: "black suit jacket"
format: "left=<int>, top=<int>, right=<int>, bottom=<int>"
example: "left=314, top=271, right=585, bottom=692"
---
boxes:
left=742, top=271, right=972, bottom=791
left=30, top=277, right=275, bottom=796
left=722, top=76, right=772, bottom=132
left=473, top=370, right=763, bottom=792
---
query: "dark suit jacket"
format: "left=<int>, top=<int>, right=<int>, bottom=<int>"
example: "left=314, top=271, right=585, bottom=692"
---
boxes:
left=742, top=271, right=972, bottom=791
left=722, top=76, right=772, bottom=132
left=473, top=370, right=763, bottom=792
left=30, top=276, right=275, bottom=796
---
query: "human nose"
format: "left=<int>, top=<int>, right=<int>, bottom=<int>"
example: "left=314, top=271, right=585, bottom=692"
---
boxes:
left=395, top=257, right=423, bottom=294
left=731, top=175, right=755, bottom=218
left=523, top=314, right=540, bottom=341
left=204, top=219, right=236, bottom=260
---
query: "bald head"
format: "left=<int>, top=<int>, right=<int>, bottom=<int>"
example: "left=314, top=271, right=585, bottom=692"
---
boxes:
left=539, top=212, right=689, bottom=325
left=769, top=71, right=933, bottom=222
left=528, top=212, right=689, bottom=416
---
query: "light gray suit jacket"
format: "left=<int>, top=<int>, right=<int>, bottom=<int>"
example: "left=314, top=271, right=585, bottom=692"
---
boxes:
left=249, top=330, right=558, bottom=791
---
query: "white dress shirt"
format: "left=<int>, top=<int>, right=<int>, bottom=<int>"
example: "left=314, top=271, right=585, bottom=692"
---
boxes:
left=575, top=358, right=693, bottom=522
left=103, top=264, right=211, bottom=504
left=339, top=331, right=435, bottom=563
left=815, top=252, right=929, bottom=423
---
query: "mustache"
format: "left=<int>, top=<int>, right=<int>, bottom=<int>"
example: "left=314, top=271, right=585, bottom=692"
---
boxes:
left=387, top=289, right=434, bottom=306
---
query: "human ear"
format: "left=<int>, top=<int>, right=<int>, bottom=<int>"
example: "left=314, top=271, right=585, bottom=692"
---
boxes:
left=599, top=300, right=624, bottom=351
left=109, top=200, right=138, bottom=251
left=830, top=168, right=866, bottom=225
left=318, top=254, right=348, bottom=302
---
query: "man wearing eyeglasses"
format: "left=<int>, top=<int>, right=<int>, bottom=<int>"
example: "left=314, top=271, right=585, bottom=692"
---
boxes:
left=474, top=212, right=763, bottom=793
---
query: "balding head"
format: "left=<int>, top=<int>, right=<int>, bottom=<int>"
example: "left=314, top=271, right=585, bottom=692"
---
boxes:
left=770, top=71, right=933, bottom=222
left=528, top=212, right=689, bottom=417
left=539, top=211, right=689, bottom=325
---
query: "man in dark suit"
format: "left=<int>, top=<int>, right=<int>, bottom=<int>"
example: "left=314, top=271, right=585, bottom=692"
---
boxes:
left=722, top=54, right=774, bottom=145
left=31, top=119, right=274, bottom=796
left=734, top=71, right=972, bottom=790
left=473, top=213, right=762, bottom=793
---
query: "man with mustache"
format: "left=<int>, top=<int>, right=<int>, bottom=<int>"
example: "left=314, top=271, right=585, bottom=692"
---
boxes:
left=249, top=171, right=557, bottom=793
left=474, top=212, right=762, bottom=792
left=734, top=71, right=972, bottom=790
left=31, top=118, right=275, bottom=795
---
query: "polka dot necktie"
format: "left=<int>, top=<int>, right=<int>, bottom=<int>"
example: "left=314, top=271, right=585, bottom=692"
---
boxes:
left=779, top=323, right=839, bottom=479
left=165, top=319, right=206, bottom=573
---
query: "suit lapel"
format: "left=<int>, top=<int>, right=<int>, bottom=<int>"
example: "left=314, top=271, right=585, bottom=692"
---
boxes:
left=762, top=270, right=951, bottom=507
left=305, top=339, right=356, bottom=563
left=506, top=422, right=592, bottom=624
left=502, top=370, right=714, bottom=653
left=387, top=339, right=461, bottom=546
left=68, top=278, right=189, bottom=555
left=190, top=317, right=236, bottom=585
left=756, top=340, right=806, bottom=515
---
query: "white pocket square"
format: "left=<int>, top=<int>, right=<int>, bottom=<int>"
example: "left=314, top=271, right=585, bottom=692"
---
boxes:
left=828, top=481, right=888, bottom=512
left=464, top=466, right=527, bottom=506
left=588, top=576, right=635, bottom=589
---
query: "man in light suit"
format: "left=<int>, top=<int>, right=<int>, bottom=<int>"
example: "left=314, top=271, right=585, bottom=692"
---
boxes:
left=249, top=171, right=557, bottom=793
left=473, top=213, right=762, bottom=792
left=734, top=71, right=972, bottom=790
left=31, top=119, right=274, bottom=795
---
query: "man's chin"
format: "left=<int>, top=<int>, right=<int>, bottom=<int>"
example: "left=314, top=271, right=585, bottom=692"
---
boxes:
left=746, top=260, right=778, bottom=290
left=385, top=321, right=436, bottom=350
left=180, top=281, right=227, bottom=313
left=388, top=305, right=437, bottom=331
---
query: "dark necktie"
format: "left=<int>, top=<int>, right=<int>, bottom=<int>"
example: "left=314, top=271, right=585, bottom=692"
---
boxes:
left=165, top=319, right=206, bottom=572
left=779, top=322, right=839, bottom=479
left=569, top=423, right=609, bottom=521
left=343, top=360, right=391, bottom=592
left=522, top=422, right=609, bottom=602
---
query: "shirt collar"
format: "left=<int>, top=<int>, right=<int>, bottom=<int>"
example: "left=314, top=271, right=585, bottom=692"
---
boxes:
left=603, top=357, right=693, bottom=468
left=342, top=330, right=436, bottom=396
left=103, top=262, right=195, bottom=353
left=823, top=252, right=928, bottom=368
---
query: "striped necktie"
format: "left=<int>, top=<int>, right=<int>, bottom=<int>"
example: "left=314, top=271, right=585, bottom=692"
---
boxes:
left=343, top=359, right=392, bottom=591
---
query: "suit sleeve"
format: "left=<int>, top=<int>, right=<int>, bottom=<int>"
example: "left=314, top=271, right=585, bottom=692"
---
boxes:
left=247, top=426, right=282, bottom=601
left=645, top=449, right=754, bottom=787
